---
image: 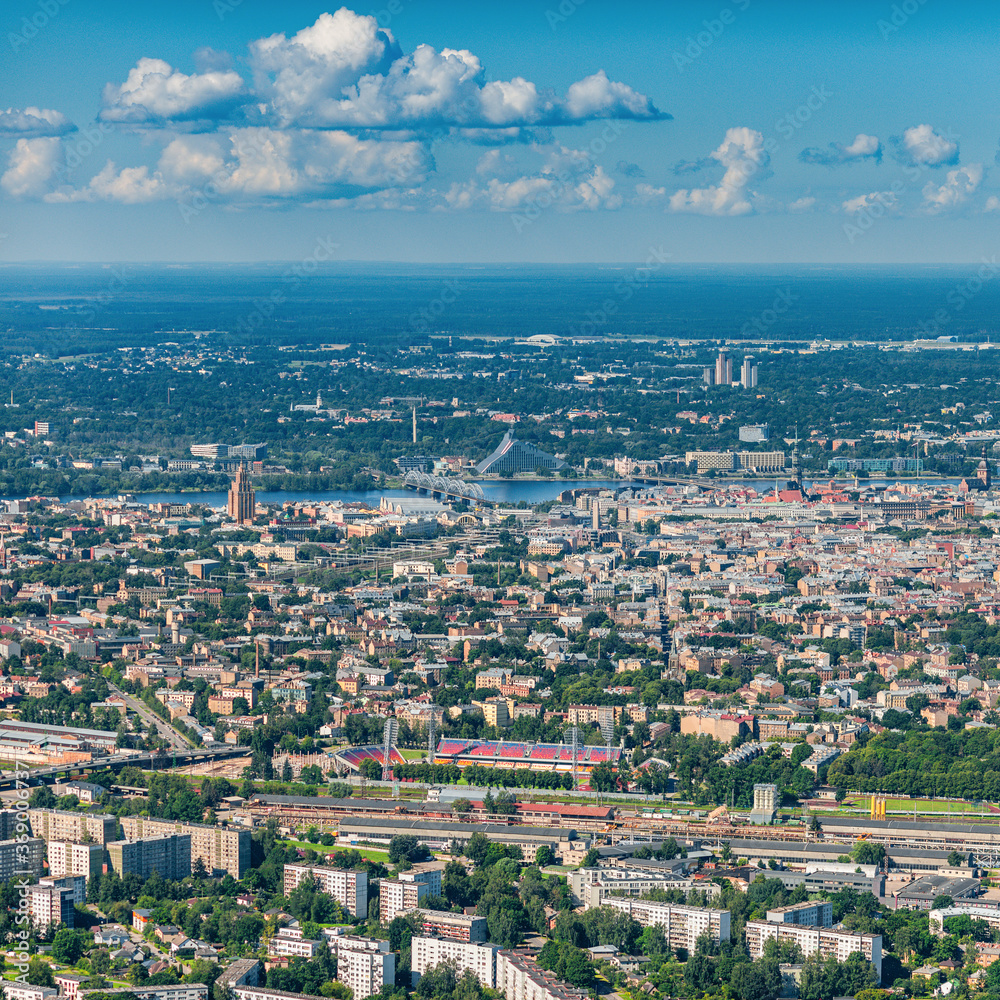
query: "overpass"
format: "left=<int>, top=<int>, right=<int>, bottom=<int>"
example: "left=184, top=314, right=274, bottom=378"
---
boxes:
left=0, top=746, right=250, bottom=790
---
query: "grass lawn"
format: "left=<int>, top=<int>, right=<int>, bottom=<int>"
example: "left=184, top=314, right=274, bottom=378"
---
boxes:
left=848, top=796, right=984, bottom=814
left=400, top=750, right=427, bottom=759
left=280, top=839, right=392, bottom=863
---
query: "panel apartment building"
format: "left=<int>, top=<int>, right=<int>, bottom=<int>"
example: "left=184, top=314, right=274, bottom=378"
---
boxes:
left=48, top=841, right=104, bottom=882
left=745, top=921, right=882, bottom=982
left=410, top=908, right=489, bottom=943
left=120, top=817, right=249, bottom=878
left=600, top=899, right=731, bottom=952
left=107, top=834, right=191, bottom=881
left=28, top=884, right=74, bottom=930
left=379, top=869, right=443, bottom=923
left=282, top=864, right=368, bottom=920
left=28, top=808, right=117, bottom=846
left=765, top=900, right=833, bottom=927
left=234, top=937, right=394, bottom=1000
left=0, top=837, right=44, bottom=880
left=411, top=937, right=500, bottom=988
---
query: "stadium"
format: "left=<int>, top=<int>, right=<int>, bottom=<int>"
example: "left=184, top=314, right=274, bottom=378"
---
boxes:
left=333, top=744, right=407, bottom=773
left=434, top=738, right=620, bottom=773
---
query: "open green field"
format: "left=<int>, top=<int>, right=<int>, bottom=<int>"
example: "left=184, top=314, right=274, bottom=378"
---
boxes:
left=844, top=796, right=989, bottom=815
left=400, top=749, right=427, bottom=759
left=279, top=839, right=392, bottom=864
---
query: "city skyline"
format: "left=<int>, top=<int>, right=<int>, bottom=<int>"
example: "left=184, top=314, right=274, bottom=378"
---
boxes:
left=2, top=0, right=999, bottom=263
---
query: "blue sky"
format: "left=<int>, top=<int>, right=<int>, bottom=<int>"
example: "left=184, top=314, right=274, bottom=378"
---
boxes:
left=2, top=0, right=999, bottom=263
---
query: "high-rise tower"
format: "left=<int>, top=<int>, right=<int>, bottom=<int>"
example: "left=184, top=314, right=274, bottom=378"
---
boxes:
left=227, top=463, right=255, bottom=524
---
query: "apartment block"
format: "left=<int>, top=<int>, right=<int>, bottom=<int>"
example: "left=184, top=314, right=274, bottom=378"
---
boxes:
left=282, top=864, right=368, bottom=919
left=120, top=817, right=249, bottom=878
left=336, top=937, right=395, bottom=1000
left=745, top=921, right=882, bottom=982
left=765, top=900, right=833, bottom=927
left=411, top=937, right=500, bottom=988
left=28, top=884, right=74, bottom=930
left=271, top=928, right=320, bottom=959
left=600, top=899, right=730, bottom=952
left=39, top=875, right=86, bottom=906
left=411, top=908, right=489, bottom=943
left=106, top=834, right=191, bottom=881
left=0, top=837, right=44, bottom=879
left=28, top=808, right=117, bottom=846
left=380, top=874, right=429, bottom=923
left=47, top=841, right=104, bottom=881
left=495, top=949, right=589, bottom=1000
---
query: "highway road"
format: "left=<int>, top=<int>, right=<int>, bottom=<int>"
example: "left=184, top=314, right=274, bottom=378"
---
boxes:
left=108, top=682, right=190, bottom=750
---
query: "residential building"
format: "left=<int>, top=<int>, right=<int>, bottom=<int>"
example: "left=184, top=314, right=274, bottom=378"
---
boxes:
left=410, top=909, right=489, bottom=942
left=106, top=834, right=191, bottom=881
left=39, top=875, right=86, bottom=906
left=411, top=937, right=500, bottom=988
left=336, top=937, right=395, bottom=1000
left=599, top=899, right=730, bottom=952
left=0, top=837, right=44, bottom=879
left=28, top=883, right=74, bottom=930
left=120, top=817, right=250, bottom=878
left=282, top=864, right=368, bottom=919
left=380, top=874, right=429, bottom=923
left=47, top=841, right=104, bottom=881
left=28, top=808, right=117, bottom=846
left=765, top=901, right=833, bottom=926
left=745, top=920, right=882, bottom=982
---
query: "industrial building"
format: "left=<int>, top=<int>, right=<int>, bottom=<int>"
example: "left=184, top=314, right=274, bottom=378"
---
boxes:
left=337, top=816, right=577, bottom=861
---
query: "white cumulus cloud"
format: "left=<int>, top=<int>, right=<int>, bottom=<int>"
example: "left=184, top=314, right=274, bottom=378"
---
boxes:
left=669, top=127, right=768, bottom=216
left=45, top=161, right=176, bottom=203
left=841, top=190, right=900, bottom=214
left=894, top=124, right=959, bottom=167
left=1, top=137, right=62, bottom=198
left=101, top=56, right=246, bottom=123
left=0, top=107, right=74, bottom=138
left=921, top=163, right=982, bottom=213
left=799, top=133, right=881, bottom=166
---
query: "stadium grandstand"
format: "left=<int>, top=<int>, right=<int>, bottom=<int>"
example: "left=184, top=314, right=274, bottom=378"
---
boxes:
left=434, top=738, right=620, bottom=772
left=334, top=744, right=406, bottom=772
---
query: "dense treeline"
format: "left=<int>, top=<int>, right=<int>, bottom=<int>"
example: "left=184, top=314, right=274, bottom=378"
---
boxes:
left=827, top=727, right=1000, bottom=798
